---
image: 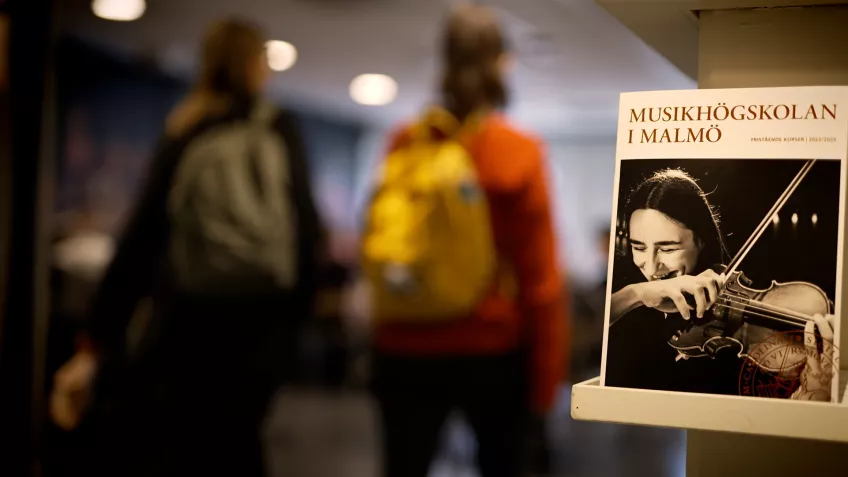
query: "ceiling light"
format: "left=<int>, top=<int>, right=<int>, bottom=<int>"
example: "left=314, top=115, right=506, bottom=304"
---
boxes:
left=350, top=74, right=397, bottom=106
left=92, top=0, right=146, bottom=22
left=266, top=40, right=297, bottom=72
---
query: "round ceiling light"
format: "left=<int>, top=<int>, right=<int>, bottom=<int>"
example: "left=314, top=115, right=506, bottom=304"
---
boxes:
left=350, top=74, right=397, bottom=106
left=266, top=40, right=297, bottom=72
left=92, top=0, right=146, bottom=22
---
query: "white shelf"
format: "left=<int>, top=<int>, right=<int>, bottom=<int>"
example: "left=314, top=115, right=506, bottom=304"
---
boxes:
left=571, top=375, right=848, bottom=443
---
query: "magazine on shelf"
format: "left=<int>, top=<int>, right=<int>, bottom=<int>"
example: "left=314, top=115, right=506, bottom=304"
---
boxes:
left=600, top=86, right=848, bottom=404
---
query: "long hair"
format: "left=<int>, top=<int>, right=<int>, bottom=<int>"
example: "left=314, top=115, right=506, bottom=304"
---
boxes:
left=167, top=18, right=266, bottom=137
left=440, top=4, right=508, bottom=122
left=623, top=168, right=730, bottom=274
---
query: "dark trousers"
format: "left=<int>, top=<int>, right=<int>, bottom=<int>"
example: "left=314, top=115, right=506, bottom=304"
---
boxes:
left=87, top=369, right=277, bottom=477
left=372, top=351, right=529, bottom=477
left=156, top=376, right=277, bottom=476
left=87, top=299, right=301, bottom=477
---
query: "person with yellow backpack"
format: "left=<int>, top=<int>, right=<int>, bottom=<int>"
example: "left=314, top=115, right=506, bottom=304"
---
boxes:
left=361, top=5, right=570, bottom=477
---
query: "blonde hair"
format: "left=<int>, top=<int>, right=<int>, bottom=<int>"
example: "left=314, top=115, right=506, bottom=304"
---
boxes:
left=166, top=18, right=267, bottom=137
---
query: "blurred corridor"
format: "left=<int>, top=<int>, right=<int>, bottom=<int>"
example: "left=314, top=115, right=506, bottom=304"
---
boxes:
left=263, top=386, right=686, bottom=477
left=2, top=0, right=698, bottom=476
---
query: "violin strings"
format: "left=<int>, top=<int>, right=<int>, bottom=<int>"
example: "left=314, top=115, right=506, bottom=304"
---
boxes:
left=715, top=298, right=808, bottom=327
left=665, top=294, right=807, bottom=326
left=717, top=296, right=810, bottom=323
left=717, top=294, right=813, bottom=324
left=711, top=302, right=806, bottom=329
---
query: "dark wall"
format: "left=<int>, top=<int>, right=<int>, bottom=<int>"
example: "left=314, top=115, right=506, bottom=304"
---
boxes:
left=1, top=0, right=54, bottom=473
left=54, top=36, right=363, bottom=237
left=55, top=37, right=183, bottom=234
left=298, top=113, right=362, bottom=232
left=0, top=12, right=9, bottom=321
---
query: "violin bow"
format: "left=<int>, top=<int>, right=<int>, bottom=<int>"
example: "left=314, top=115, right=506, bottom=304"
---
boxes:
left=670, top=160, right=819, bottom=362
left=723, top=159, right=817, bottom=277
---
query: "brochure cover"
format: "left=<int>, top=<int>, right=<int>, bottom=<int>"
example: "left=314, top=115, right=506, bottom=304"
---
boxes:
left=600, top=86, right=848, bottom=404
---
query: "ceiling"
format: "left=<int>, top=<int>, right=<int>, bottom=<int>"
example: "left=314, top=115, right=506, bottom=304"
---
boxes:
left=595, top=0, right=848, bottom=87
left=57, top=0, right=695, bottom=139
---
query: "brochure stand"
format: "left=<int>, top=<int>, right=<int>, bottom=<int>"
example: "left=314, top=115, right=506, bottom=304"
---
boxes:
left=578, top=1, right=848, bottom=476
left=572, top=373, right=848, bottom=443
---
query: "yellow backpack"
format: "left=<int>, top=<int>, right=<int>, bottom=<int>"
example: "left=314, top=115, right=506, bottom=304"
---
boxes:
left=361, top=107, right=497, bottom=323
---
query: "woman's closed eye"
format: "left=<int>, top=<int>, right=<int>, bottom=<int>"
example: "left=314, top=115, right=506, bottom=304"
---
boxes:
left=659, top=247, right=682, bottom=253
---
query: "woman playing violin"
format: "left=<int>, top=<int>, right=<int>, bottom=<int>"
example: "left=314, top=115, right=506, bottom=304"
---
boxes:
left=609, top=169, right=729, bottom=325
left=605, top=168, right=835, bottom=400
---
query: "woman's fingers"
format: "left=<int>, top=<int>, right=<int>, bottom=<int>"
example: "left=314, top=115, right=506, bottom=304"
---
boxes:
left=692, top=285, right=707, bottom=319
left=694, top=275, right=719, bottom=312
left=696, top=269, right=724, bottom=312
left=681, top=278, right=709, bottom=318
left=670, top=290, right=691, bottom=320
left=814, top=313, right=835, bottom=341
left=804, top=319, right=818, bottom=349
left=705, top=277, right=719, bottom=308
left=803, top=319, right=824, bottom=375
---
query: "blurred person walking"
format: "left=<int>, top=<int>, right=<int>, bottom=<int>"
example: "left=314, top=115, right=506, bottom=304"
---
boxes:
left=362, top=5, right=570, bottom=477
left=50, top=17, right=323, bottom=477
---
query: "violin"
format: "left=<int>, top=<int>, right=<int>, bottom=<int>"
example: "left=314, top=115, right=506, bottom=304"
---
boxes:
left=668, top=268, right=832, bottom=363
left=665, top=158, right=833, bottom=367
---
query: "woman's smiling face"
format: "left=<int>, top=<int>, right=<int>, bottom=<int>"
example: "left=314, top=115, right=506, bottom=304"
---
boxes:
left=629, top=208, right=703, bottom=281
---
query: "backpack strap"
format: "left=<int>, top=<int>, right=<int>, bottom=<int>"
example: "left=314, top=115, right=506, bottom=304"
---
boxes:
left=246, top=101, right=277, bottom=145
left=410, top=106, right=491, bottom=146
left=245, top=100, right=279, bottom=161
left=250, top=100, right=277, bottom=124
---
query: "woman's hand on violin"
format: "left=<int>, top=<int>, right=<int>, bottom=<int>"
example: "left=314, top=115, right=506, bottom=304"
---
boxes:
left=791, top=313, right=837, bottom=402
left=634, top=269, right=726, bottom=320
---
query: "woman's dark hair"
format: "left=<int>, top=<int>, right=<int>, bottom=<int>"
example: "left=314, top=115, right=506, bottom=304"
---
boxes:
left=197, top=17, right=266, bottom=98
left=623, top=168, right=730, bottom=273
left=167, top=18, right=266, bottom=137
left=440, top=5, right=509, bottom=121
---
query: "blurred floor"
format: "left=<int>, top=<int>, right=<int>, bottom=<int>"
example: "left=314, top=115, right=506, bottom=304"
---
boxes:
left=263, top=382, right=686, bottom=477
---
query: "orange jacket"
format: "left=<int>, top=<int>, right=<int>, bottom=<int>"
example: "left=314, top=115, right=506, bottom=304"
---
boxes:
left=373, top=114, right=571, bottom=413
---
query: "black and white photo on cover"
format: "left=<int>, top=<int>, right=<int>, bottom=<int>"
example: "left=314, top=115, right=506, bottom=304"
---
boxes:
left=602, top=158, right=842, bottom=402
